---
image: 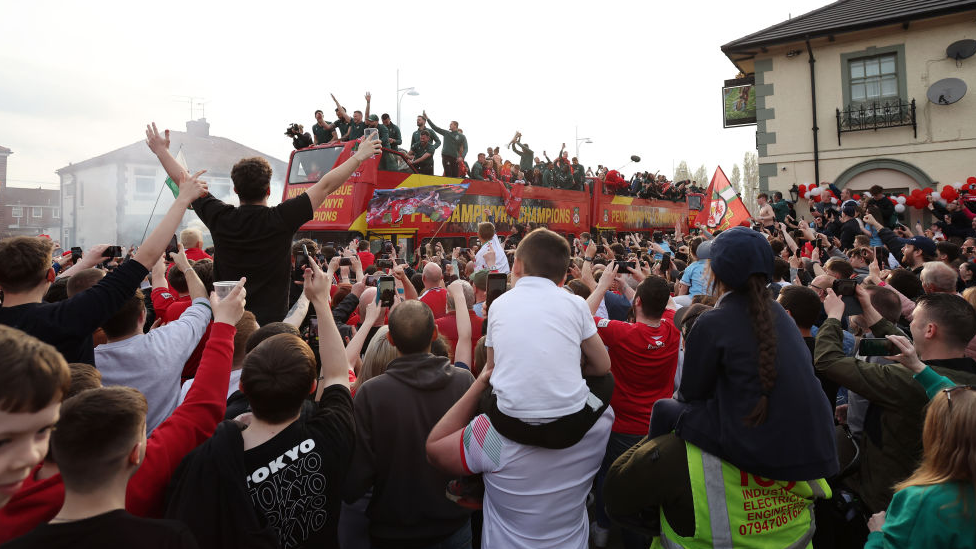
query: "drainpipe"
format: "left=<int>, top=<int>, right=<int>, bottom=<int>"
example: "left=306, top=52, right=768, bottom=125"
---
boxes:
left=806, top=38, right=820, bottom=185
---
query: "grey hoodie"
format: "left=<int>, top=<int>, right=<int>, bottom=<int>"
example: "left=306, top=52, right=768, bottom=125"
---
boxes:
left=342, top=353, right=474, bottom=547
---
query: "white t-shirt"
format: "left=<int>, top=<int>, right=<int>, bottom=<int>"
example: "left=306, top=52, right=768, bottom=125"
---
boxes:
left=178, top=368, right=242, bottom=405
left=461, top=408, right=614, bottom=549
left=486, top=276, right=596, bottom=418
left=474, top=235, right=510, bottom=273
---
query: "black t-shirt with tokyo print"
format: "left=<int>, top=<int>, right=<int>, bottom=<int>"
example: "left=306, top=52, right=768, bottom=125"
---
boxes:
left=243, top=385, right=355, bottom=549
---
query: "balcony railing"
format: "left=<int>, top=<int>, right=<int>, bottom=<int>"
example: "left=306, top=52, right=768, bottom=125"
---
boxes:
left=836, top=99, right=916, bottom=145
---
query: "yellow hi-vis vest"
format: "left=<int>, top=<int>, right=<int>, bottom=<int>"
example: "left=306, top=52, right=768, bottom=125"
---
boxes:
left=652, top=442, right=832, bottom=549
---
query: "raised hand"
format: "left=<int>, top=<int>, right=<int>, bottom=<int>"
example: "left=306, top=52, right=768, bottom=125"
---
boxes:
left=145, top=122, right=170, bottom=155
left=355, top=138, right=382, bottom=161
left=178, top=170, right=209, bottom=203
left=365, top=92, right=371, bottom=102
left=884, top=335, right=925, bottom=373
left=212, top=278, right=247, bottom=325
left=172, top=244, right=192, bottom=272
left=304, top=257, right=333, bottom=303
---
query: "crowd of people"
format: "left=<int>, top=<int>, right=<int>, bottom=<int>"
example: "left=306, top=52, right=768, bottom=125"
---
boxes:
left=0, top=120, right=974, bottom=549
left=293, top=94, right=696, bottom=200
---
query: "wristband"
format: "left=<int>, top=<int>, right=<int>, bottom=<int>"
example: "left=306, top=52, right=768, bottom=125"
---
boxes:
left=183, top=268, right=194, bottom=275
left=584, top=257, right=594, bottom=262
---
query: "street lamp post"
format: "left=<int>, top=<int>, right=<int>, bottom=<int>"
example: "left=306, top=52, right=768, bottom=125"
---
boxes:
left=397, top=88, right=419, bottom=129
left=574, top=125, right=592, bottom=158
left=396, top=69, right=419, bottom=128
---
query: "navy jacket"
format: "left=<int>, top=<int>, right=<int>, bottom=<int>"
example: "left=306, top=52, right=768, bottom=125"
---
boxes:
left=675, top=291, right=839, bottom=481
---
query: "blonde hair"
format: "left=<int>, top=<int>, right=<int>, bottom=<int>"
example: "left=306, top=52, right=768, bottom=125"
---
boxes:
left=895, top=387, right=976, bottom=517
left=963, top=286, right=976, bottom=312
left=353, top=326, right=397, bottom=392
left=179, top=227, right=204, bottom=249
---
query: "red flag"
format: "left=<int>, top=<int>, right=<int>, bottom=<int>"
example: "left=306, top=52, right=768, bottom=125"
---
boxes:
left=496, top=180, right=523, bottom=220
left=699, top=166, right=752, bottom=231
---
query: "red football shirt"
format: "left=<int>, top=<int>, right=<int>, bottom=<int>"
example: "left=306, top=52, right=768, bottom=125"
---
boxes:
left=419, top=287, right=448, bottom=319
left=357, top=251, right=375, bottom=269
left=595, top=309, right=680, bottom=435
left=435, top=310, right=484, bottom=363
left=185, top=247, right=212, bottom=261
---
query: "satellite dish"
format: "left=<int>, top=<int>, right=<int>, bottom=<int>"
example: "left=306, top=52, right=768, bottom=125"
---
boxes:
left=927, top=78, right=967, bottom=105
left=947, top=39, right=976, bottom=61
left=630, top=155, right=641, bottom=162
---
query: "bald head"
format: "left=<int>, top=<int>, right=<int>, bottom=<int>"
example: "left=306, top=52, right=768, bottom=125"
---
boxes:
left=388, top=300, right=436, bottom=355
left=358, top=288, right=383, bottom=326
left=811, top=274, right=835, bottom=302
left=422, top=262, right=443, bottom=289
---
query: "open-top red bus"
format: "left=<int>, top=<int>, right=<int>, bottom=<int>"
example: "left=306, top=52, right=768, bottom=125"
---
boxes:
left=283, top=142, right=703, bottom=257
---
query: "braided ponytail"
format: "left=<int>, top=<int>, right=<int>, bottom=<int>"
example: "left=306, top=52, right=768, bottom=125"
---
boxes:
left=743, top=274, right=777, bottom=426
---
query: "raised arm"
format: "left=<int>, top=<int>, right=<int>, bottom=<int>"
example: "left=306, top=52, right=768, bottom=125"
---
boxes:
left=146, top=123, right=189, bottom=188
left=345, top=299, right=383, bottom=370
left=426, top=365, right=489, bottom=475
left=392, top=264, right=418, bottom=300
left=283, top=293, right=310, bottom=327
left=332, top=94, right=351, bottom=123
left=449, top=281, right=472, bottom=366
left=587, top=262, right=617, bottom=315
left=304, top=139, right=381, bottom=209
left=171, top=245, right=207, bottom=301
left=57, top=243, right=110, bottom=279
left=423, top=111, right=446, bottom=136
left=363, top=92, right=371, bottom=121
left=304, top=257, right=349, bottom=393
left=132, top=171, right=208, bottom=270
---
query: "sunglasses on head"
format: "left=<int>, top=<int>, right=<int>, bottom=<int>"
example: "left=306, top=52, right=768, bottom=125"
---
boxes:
left=943, top=385, right=976, bottom=412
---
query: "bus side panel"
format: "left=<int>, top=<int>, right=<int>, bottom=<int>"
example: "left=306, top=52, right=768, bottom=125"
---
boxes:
left=368, top=179, right=590, bottom=236
left=288, top=147, right=384, bottom=233
left=594, top=194, right=689, bottom=233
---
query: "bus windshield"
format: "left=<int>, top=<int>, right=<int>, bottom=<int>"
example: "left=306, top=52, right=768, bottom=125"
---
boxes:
left=289, top=147, right=343, bottom=184
left=687, top=194, right=703, bottom=211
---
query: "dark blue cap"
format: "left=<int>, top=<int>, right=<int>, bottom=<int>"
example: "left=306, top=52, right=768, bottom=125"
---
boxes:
left=708, top=226, right=774, bottom=290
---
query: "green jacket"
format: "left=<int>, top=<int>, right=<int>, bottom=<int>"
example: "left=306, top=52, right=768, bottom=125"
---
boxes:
left=385, top=123, right=402, bottom=149
left=411, top=126, right=441, bottom=151
left=427, top=119, right=466, bottom=158
left=814, top=318, right=976, bottom=513
left=772, top=199, right=790, bottom=223
left=469, top=161, right=484, bottom=180
left=865, top=483, right=976, bottom=549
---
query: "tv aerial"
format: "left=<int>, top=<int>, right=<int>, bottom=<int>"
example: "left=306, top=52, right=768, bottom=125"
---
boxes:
left=946, top=39, right=976, bottom=66
left=926, top=78, right=967, bottom=105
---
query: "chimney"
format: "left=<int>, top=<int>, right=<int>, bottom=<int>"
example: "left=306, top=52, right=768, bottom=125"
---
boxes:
left=186, top=118, right=210, bottom=138
left=0, top=147, right=11, bottom=192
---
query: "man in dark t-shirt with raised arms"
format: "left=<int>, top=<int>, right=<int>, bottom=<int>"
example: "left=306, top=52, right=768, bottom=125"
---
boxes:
left=146, top=122, right=380, bottom=325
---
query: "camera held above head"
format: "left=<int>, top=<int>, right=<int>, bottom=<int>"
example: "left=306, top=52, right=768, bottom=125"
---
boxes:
left=285, top=123, right=313, bottom=150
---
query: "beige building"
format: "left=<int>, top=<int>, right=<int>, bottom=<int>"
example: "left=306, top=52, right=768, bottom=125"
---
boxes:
left=723, top=0, right=976, bottom=223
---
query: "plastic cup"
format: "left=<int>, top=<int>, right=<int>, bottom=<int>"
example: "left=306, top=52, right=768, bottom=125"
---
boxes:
left=213, top=281, right=237, bottom=299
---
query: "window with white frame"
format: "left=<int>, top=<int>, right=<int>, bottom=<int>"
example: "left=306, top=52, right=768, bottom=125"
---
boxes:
left=849, top=54, right=899, bottom=106
left=53, top=208, right=60, bottom=219
left=134, top=167, right=156, bottom=197
left=11, top=206, right=23, bottom=218
left=209, top=177, right=233, bottom=199
left=32, top=207, right=42, bottom=218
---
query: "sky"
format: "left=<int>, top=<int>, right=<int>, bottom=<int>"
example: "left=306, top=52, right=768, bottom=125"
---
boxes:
left=0, top=0, right=829, bottom=191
